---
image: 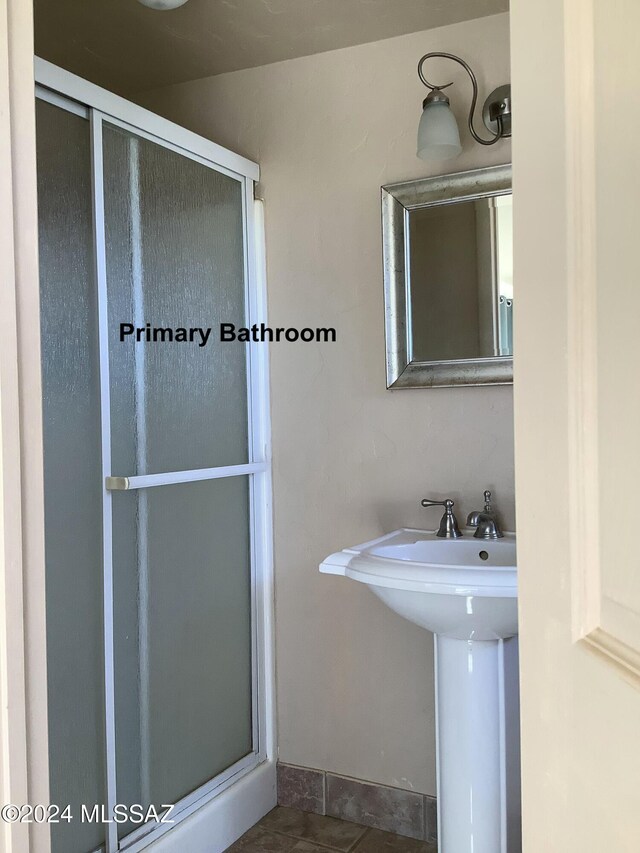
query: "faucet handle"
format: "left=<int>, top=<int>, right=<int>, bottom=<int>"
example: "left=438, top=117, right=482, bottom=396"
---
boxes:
left=484, top=490, right=493, bottom=512
left=420, top=497, right=463, bottom=539
left=421, top=497, right=455, bottom=510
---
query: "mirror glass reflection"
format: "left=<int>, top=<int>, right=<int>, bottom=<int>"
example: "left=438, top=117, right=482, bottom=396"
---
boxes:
left=408, top=194, right=513, bottom=362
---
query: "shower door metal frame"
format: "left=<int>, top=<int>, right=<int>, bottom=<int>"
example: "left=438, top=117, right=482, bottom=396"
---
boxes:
left=35, top=59, right=274, bottom=853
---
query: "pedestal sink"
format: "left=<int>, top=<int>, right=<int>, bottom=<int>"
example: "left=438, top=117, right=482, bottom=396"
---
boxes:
left=320, top=528, right=520, bottom=853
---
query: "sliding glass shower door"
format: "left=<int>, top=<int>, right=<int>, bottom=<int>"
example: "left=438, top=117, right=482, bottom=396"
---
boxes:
left=36, top=73, right=270, bottom=853
left=37, top=95, right=107, bottom=853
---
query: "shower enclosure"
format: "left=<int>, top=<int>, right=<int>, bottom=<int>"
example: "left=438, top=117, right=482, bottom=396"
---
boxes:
left=35, top=60, right=273, bottom=853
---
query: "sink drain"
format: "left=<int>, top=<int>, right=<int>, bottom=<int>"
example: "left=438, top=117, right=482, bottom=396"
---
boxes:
left=479, top=550, right=489, bottom=561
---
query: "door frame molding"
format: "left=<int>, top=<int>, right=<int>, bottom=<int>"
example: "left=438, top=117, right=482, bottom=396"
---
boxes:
left=565, top=0, right=640, bottom=682
left=1, top=4, right=50, bottom=852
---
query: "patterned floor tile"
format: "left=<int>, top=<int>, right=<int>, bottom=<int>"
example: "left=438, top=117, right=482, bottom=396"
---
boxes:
left=258, top=807, right=367, bottom=851
left=353, top=828, right=437, bottom=852
left=226, top=824, right=337, bottom=852
left=226, top=825, right=297, bottom=852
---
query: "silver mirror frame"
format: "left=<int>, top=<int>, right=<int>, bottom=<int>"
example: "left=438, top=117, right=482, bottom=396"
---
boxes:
left=382, top=164, right=512, bottom=389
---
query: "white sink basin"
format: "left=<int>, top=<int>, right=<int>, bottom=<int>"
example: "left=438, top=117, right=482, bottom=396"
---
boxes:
left=320, top=527, right=521, bottom=853
left=320, top=527, right=517, bottom=640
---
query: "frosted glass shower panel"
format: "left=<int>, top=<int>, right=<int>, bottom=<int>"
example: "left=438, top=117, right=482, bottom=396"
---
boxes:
left=36, top=73, right=264, bottom=853
left=112, top=477, right=253, bottom=823
left=36, top=99, right=106, bottom=853
left=103, top=123, right=249, bottom=475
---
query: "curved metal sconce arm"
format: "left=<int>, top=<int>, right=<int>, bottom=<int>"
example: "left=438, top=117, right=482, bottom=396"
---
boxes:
left=417, top=51, right=506, bottom=146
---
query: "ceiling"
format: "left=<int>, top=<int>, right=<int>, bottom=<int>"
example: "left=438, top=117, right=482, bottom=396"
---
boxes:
left=34, top=0, right=508, bottom=97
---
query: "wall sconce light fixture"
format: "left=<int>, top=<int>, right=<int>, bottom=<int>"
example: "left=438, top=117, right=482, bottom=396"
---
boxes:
left=416, top=52, right=511, bottom=161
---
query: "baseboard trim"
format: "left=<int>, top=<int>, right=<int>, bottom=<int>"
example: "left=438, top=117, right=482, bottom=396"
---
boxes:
left=277, top=762, right=437, bottom=844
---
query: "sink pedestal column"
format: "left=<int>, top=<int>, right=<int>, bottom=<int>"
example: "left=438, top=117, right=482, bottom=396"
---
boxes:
left=434, top=635, right=521, bottom=853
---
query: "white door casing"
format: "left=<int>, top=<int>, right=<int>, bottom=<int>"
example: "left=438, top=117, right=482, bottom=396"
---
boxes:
left=513, top=0, right=640, bottom=850
left=0, top=2, right=50, bottom=851
left=567, top=0, right=640, bottom=676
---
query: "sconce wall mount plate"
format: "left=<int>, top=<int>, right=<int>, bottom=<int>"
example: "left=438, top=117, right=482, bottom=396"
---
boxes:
left=483, top=84, right=512, bottom=137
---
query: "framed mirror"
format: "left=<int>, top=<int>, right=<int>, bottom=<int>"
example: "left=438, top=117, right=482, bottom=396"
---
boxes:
left=382, top=164, right=512, bottom=388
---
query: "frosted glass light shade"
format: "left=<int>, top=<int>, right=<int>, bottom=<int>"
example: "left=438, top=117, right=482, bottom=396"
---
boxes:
left=417, top=101, right=462, bottom=160
left=137, top=0, right=189, bottom=9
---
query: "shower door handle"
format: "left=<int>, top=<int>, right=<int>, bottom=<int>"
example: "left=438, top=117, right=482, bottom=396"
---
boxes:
left=105, top=476, right=130, bottom=491
left=105, top=462, right=266, bottom=494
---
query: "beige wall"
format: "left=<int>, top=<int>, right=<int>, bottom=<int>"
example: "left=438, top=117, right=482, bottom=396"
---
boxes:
left=139, top=13, right=512, bottom=796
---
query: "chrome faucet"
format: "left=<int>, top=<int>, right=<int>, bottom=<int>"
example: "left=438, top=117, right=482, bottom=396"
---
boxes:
left=421, top=497, right=463, bottom=539
left=467, top=490, right=504, bottom=539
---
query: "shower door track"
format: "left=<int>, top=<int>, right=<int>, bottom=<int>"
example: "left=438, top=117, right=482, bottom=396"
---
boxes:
left=35, top=59, right=274, bottom=853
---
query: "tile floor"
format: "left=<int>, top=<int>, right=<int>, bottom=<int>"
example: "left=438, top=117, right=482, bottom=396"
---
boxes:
left=225, top=806, right=438, bottom=852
